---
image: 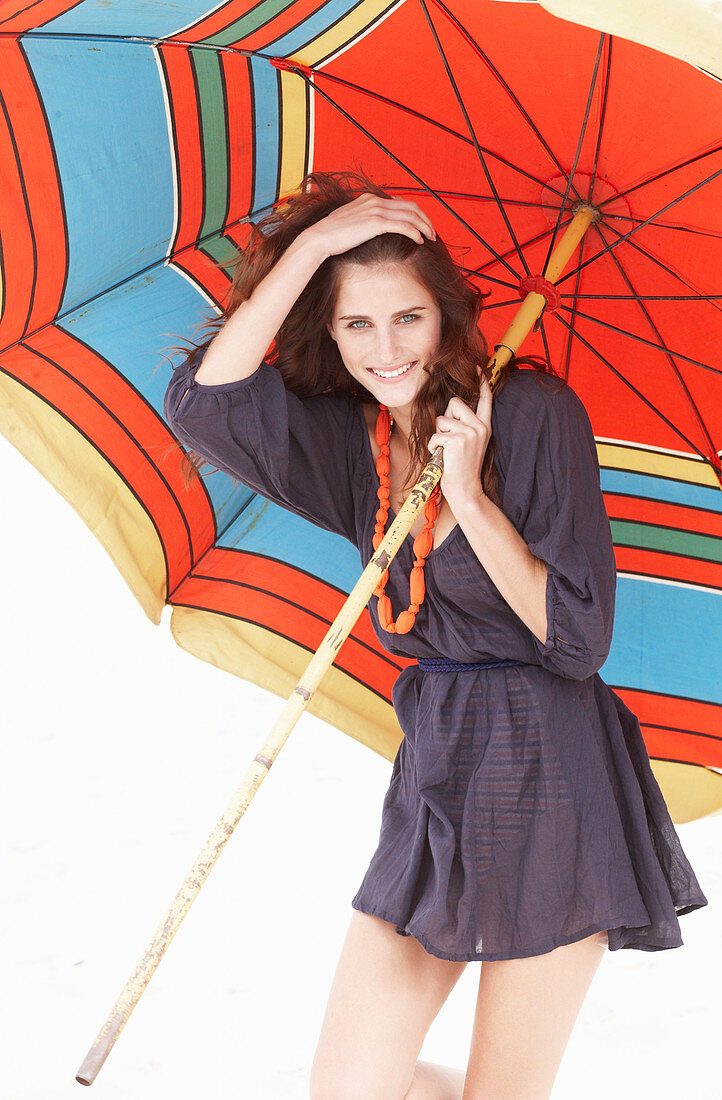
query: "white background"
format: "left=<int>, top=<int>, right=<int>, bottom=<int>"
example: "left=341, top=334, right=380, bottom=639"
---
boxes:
left=1, top=432, right=719, bottom=1099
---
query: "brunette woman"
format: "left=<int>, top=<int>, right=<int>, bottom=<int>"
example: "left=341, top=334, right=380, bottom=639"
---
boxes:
left=163, top=171, right=707, bottom=1099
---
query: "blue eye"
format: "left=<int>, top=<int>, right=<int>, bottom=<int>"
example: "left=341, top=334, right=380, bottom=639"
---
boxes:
left=347, top=312, right=420, bottom=327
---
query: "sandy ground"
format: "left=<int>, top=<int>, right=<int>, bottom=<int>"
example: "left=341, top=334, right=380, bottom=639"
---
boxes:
left=2, top=434, right=719, bottom=1099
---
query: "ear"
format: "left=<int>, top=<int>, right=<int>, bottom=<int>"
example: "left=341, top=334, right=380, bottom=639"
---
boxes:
left=327, top=322, right=337, bottom=342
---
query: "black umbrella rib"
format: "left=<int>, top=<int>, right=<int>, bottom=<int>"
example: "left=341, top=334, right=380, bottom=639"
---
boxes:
left=562, top=232, right=589, bottom=382
left=314, top=71, right=472, bottom=142
left=538, top=315, right=552, bottom=370
left=395, top=190, right=567, bottom=209
left=586, top=34, right=612, bottom=205
left=590, top=219, right=721, bottom=462
left=418, top=0, right=529, bottom=277
left=541, top=33, right=607, bottom=276
left=0, top=31, right=151, bottom=42
left=427, top=0, right=584, bottom=205
left=550, top=311, right=718, bottom=469
left=278, top=66, right=520, bottom=286
left=0, top=31, right=254, bottom=50
left=553, top=304, right=722, bottom=376
left=599, top=218, right=722, bottom=319
left=474, top=296, right=527, bottom=310
left=596, top=145, right=722, bottom=210
left=294, top=71, right=567, bottom=200
left=465, top=216, right=574, bottom=279
left=556, top=163, right=722, bottom=286
left=559, top=294, right=722, bottom=301
left=595, top=214, right=722, bottom=240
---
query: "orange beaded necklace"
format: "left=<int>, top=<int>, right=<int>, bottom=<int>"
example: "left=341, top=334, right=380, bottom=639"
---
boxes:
left=372, top=402, right=441, bottom=634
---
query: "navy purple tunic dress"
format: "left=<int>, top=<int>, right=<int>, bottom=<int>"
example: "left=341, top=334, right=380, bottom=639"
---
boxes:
left=164, top=347, right=708, bottom=963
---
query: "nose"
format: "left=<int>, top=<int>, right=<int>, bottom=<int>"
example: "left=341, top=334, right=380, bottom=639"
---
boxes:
left=375, top=324, right=404, bottom=366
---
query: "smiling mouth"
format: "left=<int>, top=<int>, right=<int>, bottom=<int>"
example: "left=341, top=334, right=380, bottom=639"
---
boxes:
left=367, top=361, right=418, bottom=379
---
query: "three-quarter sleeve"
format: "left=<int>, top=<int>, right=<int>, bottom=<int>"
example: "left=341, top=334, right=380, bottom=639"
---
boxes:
left=162, top=345, right=362, bottom=545
left=494, top=370, right=616, bottom=681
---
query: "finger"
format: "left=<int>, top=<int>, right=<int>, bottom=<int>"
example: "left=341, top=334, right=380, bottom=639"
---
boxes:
left=377, top=211, right=435, bottom=240
left=442, top=397, right=481, bottom=426
left=476, top=373, right=493, bottom=417
left=352, top=196, right=435, bottom=240
left=406, top=205, right=436, bottom=239
left=427, top=434, right=447, bottom=453
left=435, top=415, right=475, bottom=436
left=394, top=221, right=427, bottom=244
left=384, top=195, right=434, bottom=223
left=363, top=212, right=424, bottom=243
left=378, top=198, right=436, bottom=239
left=383, top=219, right=433, bottom=242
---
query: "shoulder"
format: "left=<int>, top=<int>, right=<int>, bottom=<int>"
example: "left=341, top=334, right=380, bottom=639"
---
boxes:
left=494, top=365, right=577, bottom=406
left=491, top=367, right=600, bottom=485
left=493, top=366, right=592, bottom=433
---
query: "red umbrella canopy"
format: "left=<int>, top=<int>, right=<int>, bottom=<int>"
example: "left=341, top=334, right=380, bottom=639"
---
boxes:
left=0, top=0, right=720, bottom=822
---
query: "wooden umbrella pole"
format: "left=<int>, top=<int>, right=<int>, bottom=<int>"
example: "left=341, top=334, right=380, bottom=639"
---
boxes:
left=76, top=204, right=596, bottom=1086
left=76, top=446, right=446, bottom=1086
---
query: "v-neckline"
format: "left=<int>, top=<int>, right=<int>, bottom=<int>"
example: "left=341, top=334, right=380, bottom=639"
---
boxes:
left=355, top=401, right=462, bottom=559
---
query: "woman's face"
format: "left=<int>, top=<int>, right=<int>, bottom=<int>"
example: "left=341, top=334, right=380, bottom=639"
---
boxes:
left=327, top=261, right=442, bottom=405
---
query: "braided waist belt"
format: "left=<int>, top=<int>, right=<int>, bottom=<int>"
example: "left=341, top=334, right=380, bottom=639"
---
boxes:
left=416, top=656, right=529, bottom=672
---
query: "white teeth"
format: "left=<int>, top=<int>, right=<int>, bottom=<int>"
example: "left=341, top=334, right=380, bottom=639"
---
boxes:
left=370, top=361, right=416, bottom=378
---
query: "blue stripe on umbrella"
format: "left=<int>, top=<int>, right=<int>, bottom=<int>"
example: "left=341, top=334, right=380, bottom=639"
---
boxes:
left=606, top=577, right=722, bottom=704
left=24, top=37, right=175, bottom=317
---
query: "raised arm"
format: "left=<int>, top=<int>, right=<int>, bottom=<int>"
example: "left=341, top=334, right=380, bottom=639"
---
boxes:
left=191, top=194, right=437, bottom=387
left=163, top=194, right=436, bottom=544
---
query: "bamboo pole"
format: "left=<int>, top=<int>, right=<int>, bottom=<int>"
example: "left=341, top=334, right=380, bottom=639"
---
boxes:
left=76, top=203, right=597, bottom=1086
left=75, top=446, right=445, bottom=1086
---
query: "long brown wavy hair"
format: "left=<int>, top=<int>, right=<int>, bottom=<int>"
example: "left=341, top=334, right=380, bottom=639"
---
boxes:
left=169, top=169, right=563, bottom=506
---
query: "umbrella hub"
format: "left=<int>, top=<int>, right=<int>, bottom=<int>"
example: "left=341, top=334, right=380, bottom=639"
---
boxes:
left=540, top=171, right=631, bottom=228
left=570, top=201, right=603, bottom=225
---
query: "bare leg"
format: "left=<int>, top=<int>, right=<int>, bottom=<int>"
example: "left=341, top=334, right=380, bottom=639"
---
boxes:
left=462, top=931, right=607, bottom=1099
left=310, top=911, right=466, bottom=1099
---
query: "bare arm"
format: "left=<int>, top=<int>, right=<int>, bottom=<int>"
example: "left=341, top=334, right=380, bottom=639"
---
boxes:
left=194, top=233, right=326, bottom=386
left=192, top=194, right=437, bottom=387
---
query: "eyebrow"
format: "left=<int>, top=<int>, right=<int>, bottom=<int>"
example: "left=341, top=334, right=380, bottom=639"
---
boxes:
left=338, top=305, right=428, bottom=320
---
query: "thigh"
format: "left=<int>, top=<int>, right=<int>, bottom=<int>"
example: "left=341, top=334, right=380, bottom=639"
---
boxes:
left=310, top=909, right=467, bottom=1100
left=463, top=931, right=607, bottom=1100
